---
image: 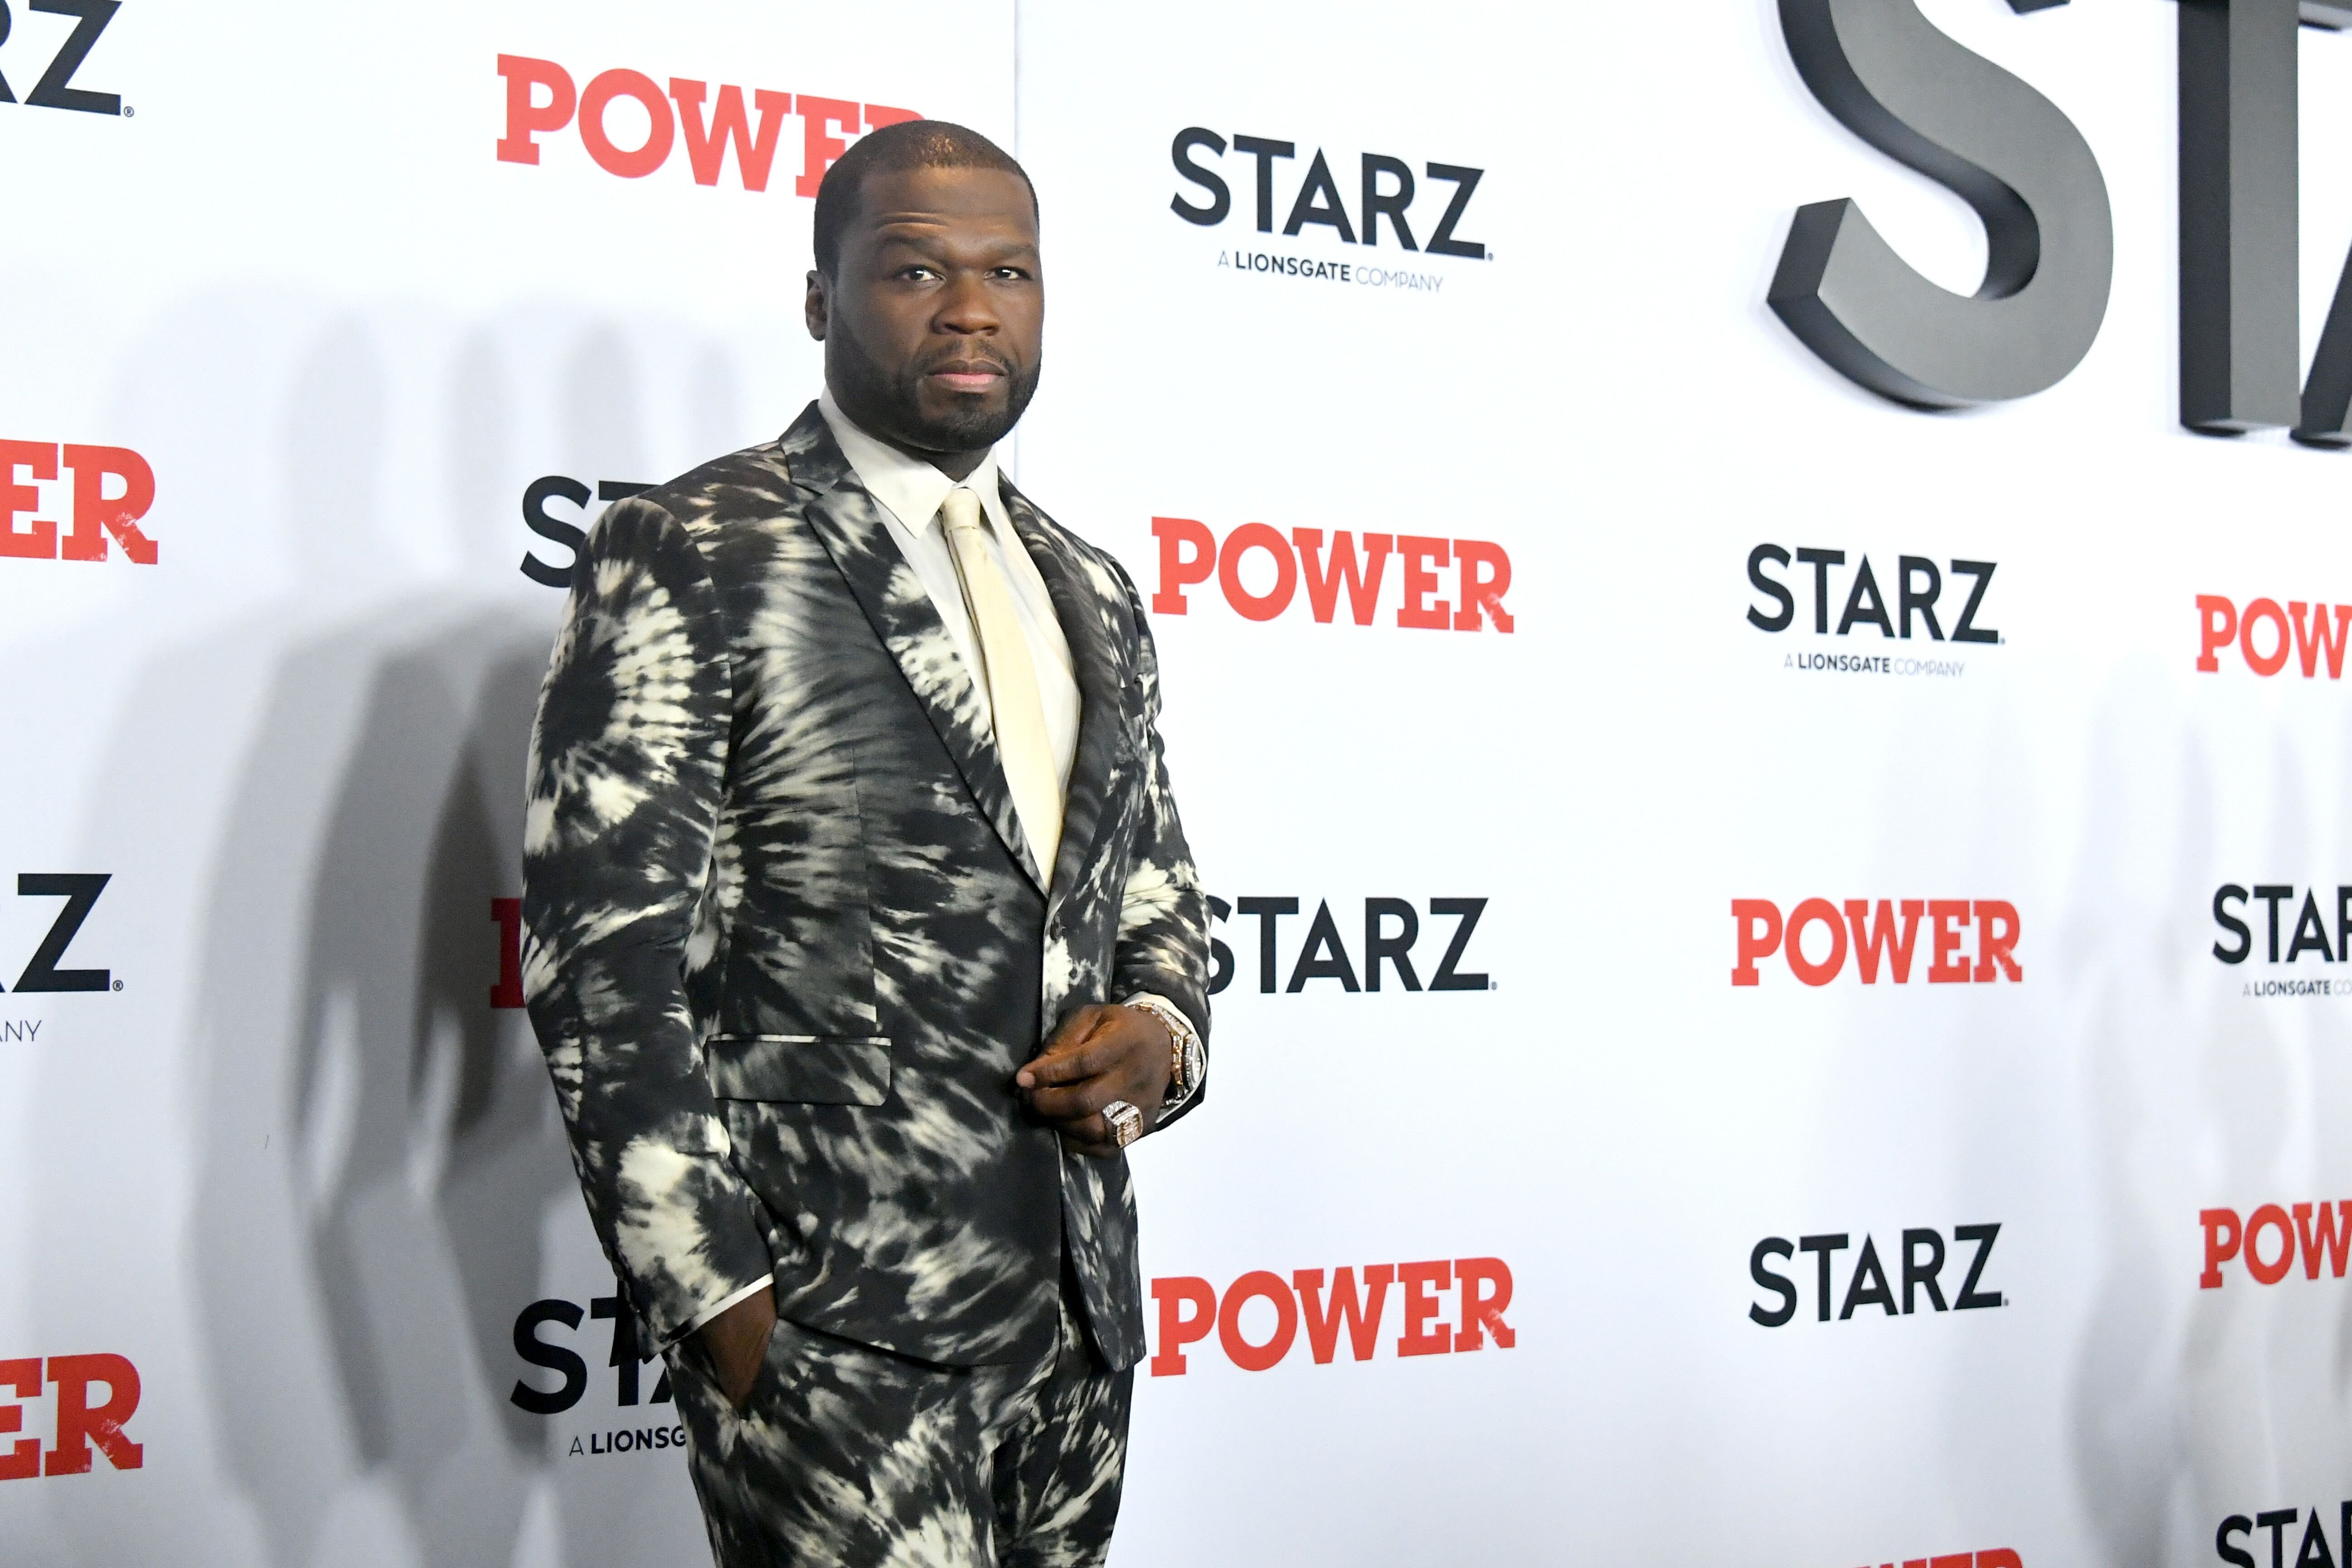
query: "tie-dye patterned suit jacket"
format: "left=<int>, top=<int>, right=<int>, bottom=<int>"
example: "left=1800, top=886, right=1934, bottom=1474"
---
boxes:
left=521, top=403, right=1210, bottom=1372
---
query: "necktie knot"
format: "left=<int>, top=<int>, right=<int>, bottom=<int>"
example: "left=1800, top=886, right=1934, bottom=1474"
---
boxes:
left=940, top=486, right=984, bottom=536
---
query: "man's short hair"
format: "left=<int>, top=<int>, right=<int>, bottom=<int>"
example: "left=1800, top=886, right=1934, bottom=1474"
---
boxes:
left=813, top=120, right=1037, bottom=278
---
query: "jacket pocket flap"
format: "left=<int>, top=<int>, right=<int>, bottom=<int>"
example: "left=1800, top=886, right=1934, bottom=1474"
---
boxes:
left=706, top=1034, right=892, bottom=1107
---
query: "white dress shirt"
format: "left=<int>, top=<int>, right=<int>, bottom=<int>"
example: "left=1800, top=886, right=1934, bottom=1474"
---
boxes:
left=818, top=389, right=1081, bottom=806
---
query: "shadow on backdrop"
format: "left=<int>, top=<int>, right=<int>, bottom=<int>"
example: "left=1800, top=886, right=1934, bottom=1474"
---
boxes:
left=40, top=303, right=725, bottom=1568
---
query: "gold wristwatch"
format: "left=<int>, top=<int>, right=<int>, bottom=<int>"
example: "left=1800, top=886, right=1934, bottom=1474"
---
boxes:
left=1124, top=994, right=1204, bottom=1119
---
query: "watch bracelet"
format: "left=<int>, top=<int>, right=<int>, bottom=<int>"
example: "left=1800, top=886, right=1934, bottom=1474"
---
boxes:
left=1127, top=996, right=1198, bottom=1098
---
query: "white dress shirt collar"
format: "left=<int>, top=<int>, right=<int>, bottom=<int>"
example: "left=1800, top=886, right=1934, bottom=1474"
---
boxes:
left=818, top=387, right=1016, bottom=542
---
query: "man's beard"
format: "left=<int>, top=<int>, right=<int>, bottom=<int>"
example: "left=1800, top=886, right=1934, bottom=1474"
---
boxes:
left=828, top=323, right=1042, bottom=456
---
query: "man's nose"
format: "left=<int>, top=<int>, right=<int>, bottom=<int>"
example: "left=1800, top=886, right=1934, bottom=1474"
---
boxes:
left=935, top=273, right=1000, bottom=334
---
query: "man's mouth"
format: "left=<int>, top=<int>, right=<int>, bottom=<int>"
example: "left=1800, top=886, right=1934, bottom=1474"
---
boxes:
left=926, top=360, right=1007, bottom=395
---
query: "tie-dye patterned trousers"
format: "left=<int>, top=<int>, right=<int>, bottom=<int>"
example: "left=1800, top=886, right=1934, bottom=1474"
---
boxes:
left=666, top=1289, right=1134, bottom=1568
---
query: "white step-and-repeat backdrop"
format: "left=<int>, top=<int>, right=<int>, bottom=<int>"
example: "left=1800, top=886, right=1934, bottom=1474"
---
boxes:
left=3, top=1, right=2348, bottom=1563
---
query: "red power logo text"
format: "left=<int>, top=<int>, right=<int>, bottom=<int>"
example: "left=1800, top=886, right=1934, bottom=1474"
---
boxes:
left=2200, top=1202, right=2352, bottom=1288
left=0, top=1355, right=142, bottom=1479
left=2197, top=594, right=2352, bottom=677
left=0, top=443, right=157, bottom=564
left=496, top=55, right=914, bottom=194
left=1149, top=1256, right=1513, bottom=1376
left=1732, top=898, right=2022, bottom=986
left=1150, top=517, right=1513, bottom=632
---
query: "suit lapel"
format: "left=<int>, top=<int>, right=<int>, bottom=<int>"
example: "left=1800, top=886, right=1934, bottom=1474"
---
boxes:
left=1004, top=484, right=1134, bottom=917
left=782, top=406, right=1044, bottom=892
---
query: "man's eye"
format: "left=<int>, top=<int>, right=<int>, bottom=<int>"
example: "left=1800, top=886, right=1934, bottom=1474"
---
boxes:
left=902, top=265, right=940, bottom=281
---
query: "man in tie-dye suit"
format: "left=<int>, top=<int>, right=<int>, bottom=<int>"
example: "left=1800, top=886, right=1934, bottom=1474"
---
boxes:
left=520, top=120, right=1210, bottom=1568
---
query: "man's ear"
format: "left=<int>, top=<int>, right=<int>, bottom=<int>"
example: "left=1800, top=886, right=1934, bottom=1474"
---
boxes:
left=804, top=269, right=828, bottom=342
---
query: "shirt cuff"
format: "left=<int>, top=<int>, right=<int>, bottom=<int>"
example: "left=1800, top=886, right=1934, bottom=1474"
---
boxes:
left=675, top=1276, right=774, bottom=1343
left=1123, top=991, right=1204, bottom=1116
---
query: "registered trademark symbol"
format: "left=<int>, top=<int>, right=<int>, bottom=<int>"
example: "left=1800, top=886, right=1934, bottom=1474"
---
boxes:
left=111, top=979, right=122, bottom=991
left=1488, top=979, right=1498, bottom=990
left=121, top=105, right=133, bottom=118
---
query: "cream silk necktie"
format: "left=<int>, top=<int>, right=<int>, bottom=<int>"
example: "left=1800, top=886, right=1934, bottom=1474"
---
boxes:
left=940, top=485, right=1063, bottom=881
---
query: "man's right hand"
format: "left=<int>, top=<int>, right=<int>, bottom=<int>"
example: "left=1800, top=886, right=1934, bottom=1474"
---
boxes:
left=699, top=1288, right=777, bottom=1411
